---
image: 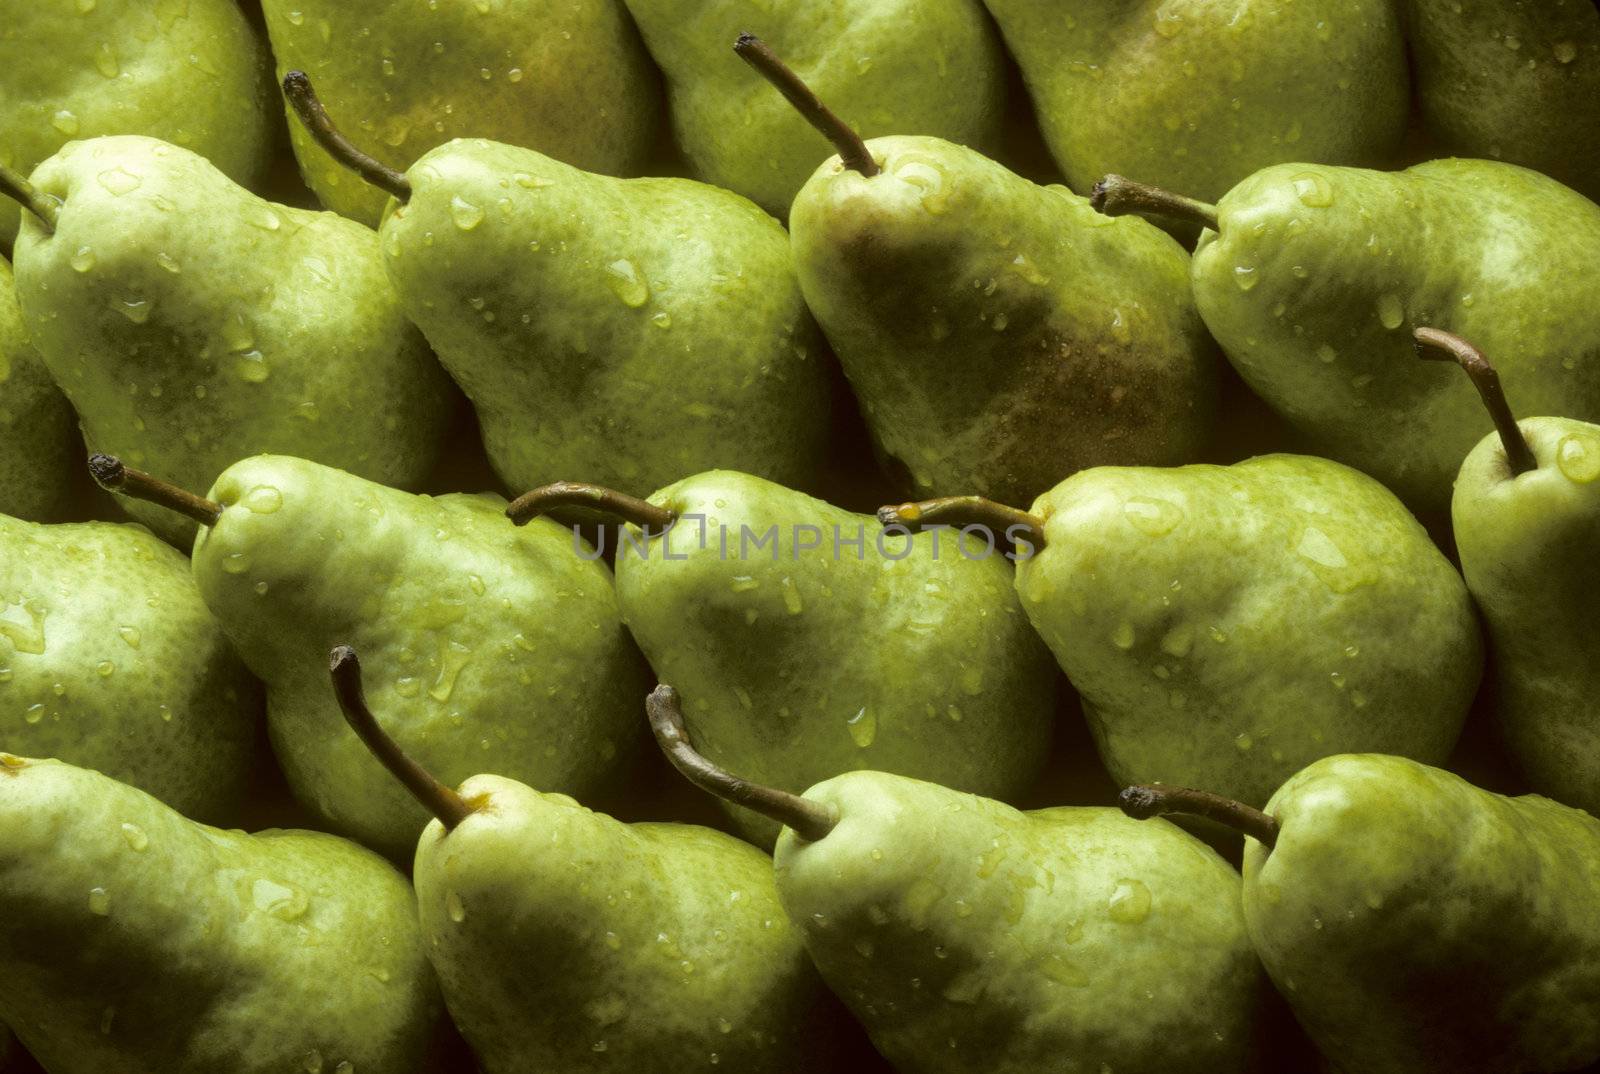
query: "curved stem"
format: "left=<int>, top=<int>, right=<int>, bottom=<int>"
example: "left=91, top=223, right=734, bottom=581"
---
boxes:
left=88, top=454, right=222, bottom=528
left=281, top=71, right=411, bottom=202
left=734, top=33, right=880, bottom=178
left=329, top=646, right=475, bottom=830
left=1090, top=175, right=1219, bottom=232
left=1414, top=327, right=1536, bottom=477
left=876, top=496, right=1046, bottom=551
left=505, top=480, right=677, bottom=529
left=647, top=684, right=838, bottom=843
left=1119, top=784, right=1279, bottom=849
left=0, top=160, right=58, bottom=233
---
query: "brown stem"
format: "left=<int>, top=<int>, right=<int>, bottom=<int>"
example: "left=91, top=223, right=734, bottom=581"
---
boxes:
left=1119, top=784, right=1279, bottom=849
left=647, top=684, right=838, bottom=843
left=734, top=33, right=880, bottom=178
left=88, top=454, right=222, bottom=528
left=281, top=71, right=411, bottom=202
left=1414, top=327, right=1536, bottom=477
left=1090, top=175, right=1219, bottom=231
left=329, top=645, right=475, bottom=830
left=876, top=496, right=1047, bottom=551
left=0, top=160, right=58, bottom=233
left=505, top=480, right=677, bottom=529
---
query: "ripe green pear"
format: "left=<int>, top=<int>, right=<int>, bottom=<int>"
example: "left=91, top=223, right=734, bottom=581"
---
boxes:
left=11, top=136, right=455, bottom=547
left=261, top=0, right=661, bottom=226
left=0, top=0, right=273, bottom=247
left=0, top=512, right=260, bottom=823
left=984, top=0, right=1407, bottom=204
left=0, top=256, right=79, bottom=522
left=0, top=753, right=448, bottom=1074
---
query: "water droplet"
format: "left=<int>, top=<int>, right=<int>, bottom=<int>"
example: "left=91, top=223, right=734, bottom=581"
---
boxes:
left=113, top=297, right=152, bottom=323
left=1234, top=732, right=1253, bottom=751
left=1233, top=264, right=1259, bottom=291
left=1554, top=41, right=1578, bottom=64
left=1557, top=433, right=1600, bottom=483
left=94, top=41, right=120, bottom=78
left=96, top=166, right=141, bottom=195
left=651, top=311, right=672, bottom=329
left=1110, top=621, right=1136, bottom=650
left=448, top=195, right=486, bottom=230
left=69, top=245, right=98, bottom=273
left=221, top=552, right=251, bottom=575
left=847, top=707, right=877, bottom=748
left=779, top=576, right=804, bottom=615
left=1291, top=172, right=1335, bottom=208
left=447, top=891, right=467, bottom=922
left=1107, top=878, right=1151, bottom=924
left=235, top=352, right=270, bottom=382
left=156, top=252, right=181, bottom=274
left=96, top=660, right=115, bottom=677
left=243, top=486, right=283, bottom=513
left=892, top=157, right=950, bottom=214
left=253, top=878, right=309, bottom=920
left=604, top=258, right=650, bottom=307
left=1316, top=344, right=1338, bottom=364
left=117, top=626, right=141, bottom=648
left=1376, top=293, right=1405, bottom=330
left=88, top=887, right=112, bottom=915
left=1122, top=496, right=1183, bottom=536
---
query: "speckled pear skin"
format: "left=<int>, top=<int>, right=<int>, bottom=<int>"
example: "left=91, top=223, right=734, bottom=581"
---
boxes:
left=775, top=771, right=1270, bottom=1073
left=189, top=455, right=649, bottom=860
left=620, top=0, right=1005, bottom=217
left=0, top=0, right=273, bottom=247
left=1245, top=754, right=1600, bottom=1073
left=0, top=513, right=260, bottom=823
left=0, top=754, right=447, bottom=1074
left=1453, top=417, right=1600, bottom=814
left=261, top=0, right=661, bottom=227
left=0, top=258, right=79, bottom=522
left=380, top=140, right=832, bottom=499
left=1190, top=159, right=1600, bottom=512
left=1015, top=455, right=1480, bottom=808
left=1404, top=0, right=1600, bottom=203
left=790, top=136, right=1217, bottom=507
left=415, top=774, right=848, bottom=1073
left=614, top=470, right=1057, bottom=849
left=13, top=136, right=456, bottom=548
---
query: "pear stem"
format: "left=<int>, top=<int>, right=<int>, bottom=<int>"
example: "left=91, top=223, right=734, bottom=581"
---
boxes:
left=330, top=646, right=476, bottom=830
left=0, top=160, right=58, bottom=233
left=281, top=71, right=412, bottom=203
left=88, top=454, right=222, bottom=527
left=734, top=33, right=880, bottom=178
left=876, top=496, right=1047, bottom=551
left=1119, top=784, right=1279, bottom=849
left=505, top=480, right=677, bottom=529
left=1090, top=174, right=1219, bottom=232
left=647, top=684, right=838, bottom=843
left=1414, top=327, right=1537, bottom=477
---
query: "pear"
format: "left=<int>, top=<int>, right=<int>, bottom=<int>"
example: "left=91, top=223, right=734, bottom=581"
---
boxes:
left=1092, top=160, right=1600, bottom=512
left=5, top=136, right=455, bottom=547
left=0, top=752, right=448, bottom=1073
left=92, top=454, right=649, bottom=860
left=742, top=37, right=1215, bottom=506
left=982, top=0, right=1407, bottom=204
left=508, top=471, right=1058, bottom=849
left=0, top=0, right=273, bottom=247
left=1122, top=756, right=1600, bottom=1073
left=1421, top=328, right=1600, bottom=815
left=0, top=256, right=79, bottom=522
left=281, top=72, right=833, bottom=499
left=620, top=9, right=1006, bottom=216
left=260, top=0, right=661, bottom=227
left=880, top=453, right=1481, bottom=809
left=650, top=687, right=1274, bottom=1073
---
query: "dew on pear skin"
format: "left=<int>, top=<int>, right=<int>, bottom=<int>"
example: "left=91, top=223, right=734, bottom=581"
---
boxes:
left=70, top=246, right=97, bottom=273
left=88, top=887, right=112, bottom=916
left=1558, top=433, right=1600, bottom=483
left=847, top=707, right=877, bottom=747
left=1376, top=293, right=1405, bottom=330
left=446, top=891, right=467, bottom=923
left=1234, top=732, right=1253, bottom=752
left=450, top=195, right=485, bottom=230
left=893, top=157, right=951, bottom=214
left=113, top=297, right=152, bottom=323
left=1316, top=344, right=1338, bottom=364
left=1122, top=496, right=1182, bottom=536
left=779, top=576, right=804, bottom=615
left=1554, top=41, right=1578, bottom=64
left=235, top=352, right=270, bottom=383
left=220, top=552, right=252, bottom=575
left=1107, top=879, right=1152, bottom=924
left=1233, top=265, right=1259, bottom=291
left=93, top=41, right=120, bottom=78
left=243, top=486, right=283, bottom=513
left=604, top=258, right=650, bottom=307
left=96, top=660, right=115, bottom=677
left=1110, top=621, right=1137, bottom=650
left=117, top=627, right=141, bottom=648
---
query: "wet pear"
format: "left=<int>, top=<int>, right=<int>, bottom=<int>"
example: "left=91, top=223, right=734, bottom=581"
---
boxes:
left=0, top=752, right=448, bottom=1074
left=0, top=256, right=79, bottom=521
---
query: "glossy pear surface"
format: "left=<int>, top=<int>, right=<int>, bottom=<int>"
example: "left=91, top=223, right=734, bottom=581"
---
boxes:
left=0, top=257, right=79, bottom=522
left=791, top=136, right=1216, bottom=506
left=614, top=470, right=1057, bottom=847
left=382, top=141, right=831, bottom=498
left=1191, top=159, right=1600, bottom=511
left=0, top=754, right=445, bottom=1074
left=1016, top=455, right=1479, bottom=807
left=1246, top=754, right=1600, bottom=1073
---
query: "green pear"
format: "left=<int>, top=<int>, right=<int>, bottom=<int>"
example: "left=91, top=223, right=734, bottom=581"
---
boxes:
left=260, top=0, right=661, bottom=227
left=1, top=509, right=260, bottom=823
left=650, top=687, right=1274, bottom=1072
left=0, top=256, right=79, bottom=521
left=0, top=752, right=448, bottom=1073
left=93, top=453, right=650, bottom=861
left=0, top=0, right=273, bottom=247
left=983, top=0, right=1407, bottom=204
left=882, top=454, right=1481, bottom=809
left=1092, top=161, right=1600, bottom=512
left=332, top=655, right=852, bottom=1072
left=7, top=135, right=456, bottom=546
left=508, top=470, right=1058, bottom=848
left=1403, top=0, right=1600, bottom=203
left=620, top=10, right=1006, bottom=216
left=1122, top=755, right=1600, bottom=1073
left=1420, top=328, right=1600, bottom=815
left=282, top=73, right=833, bottom=500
